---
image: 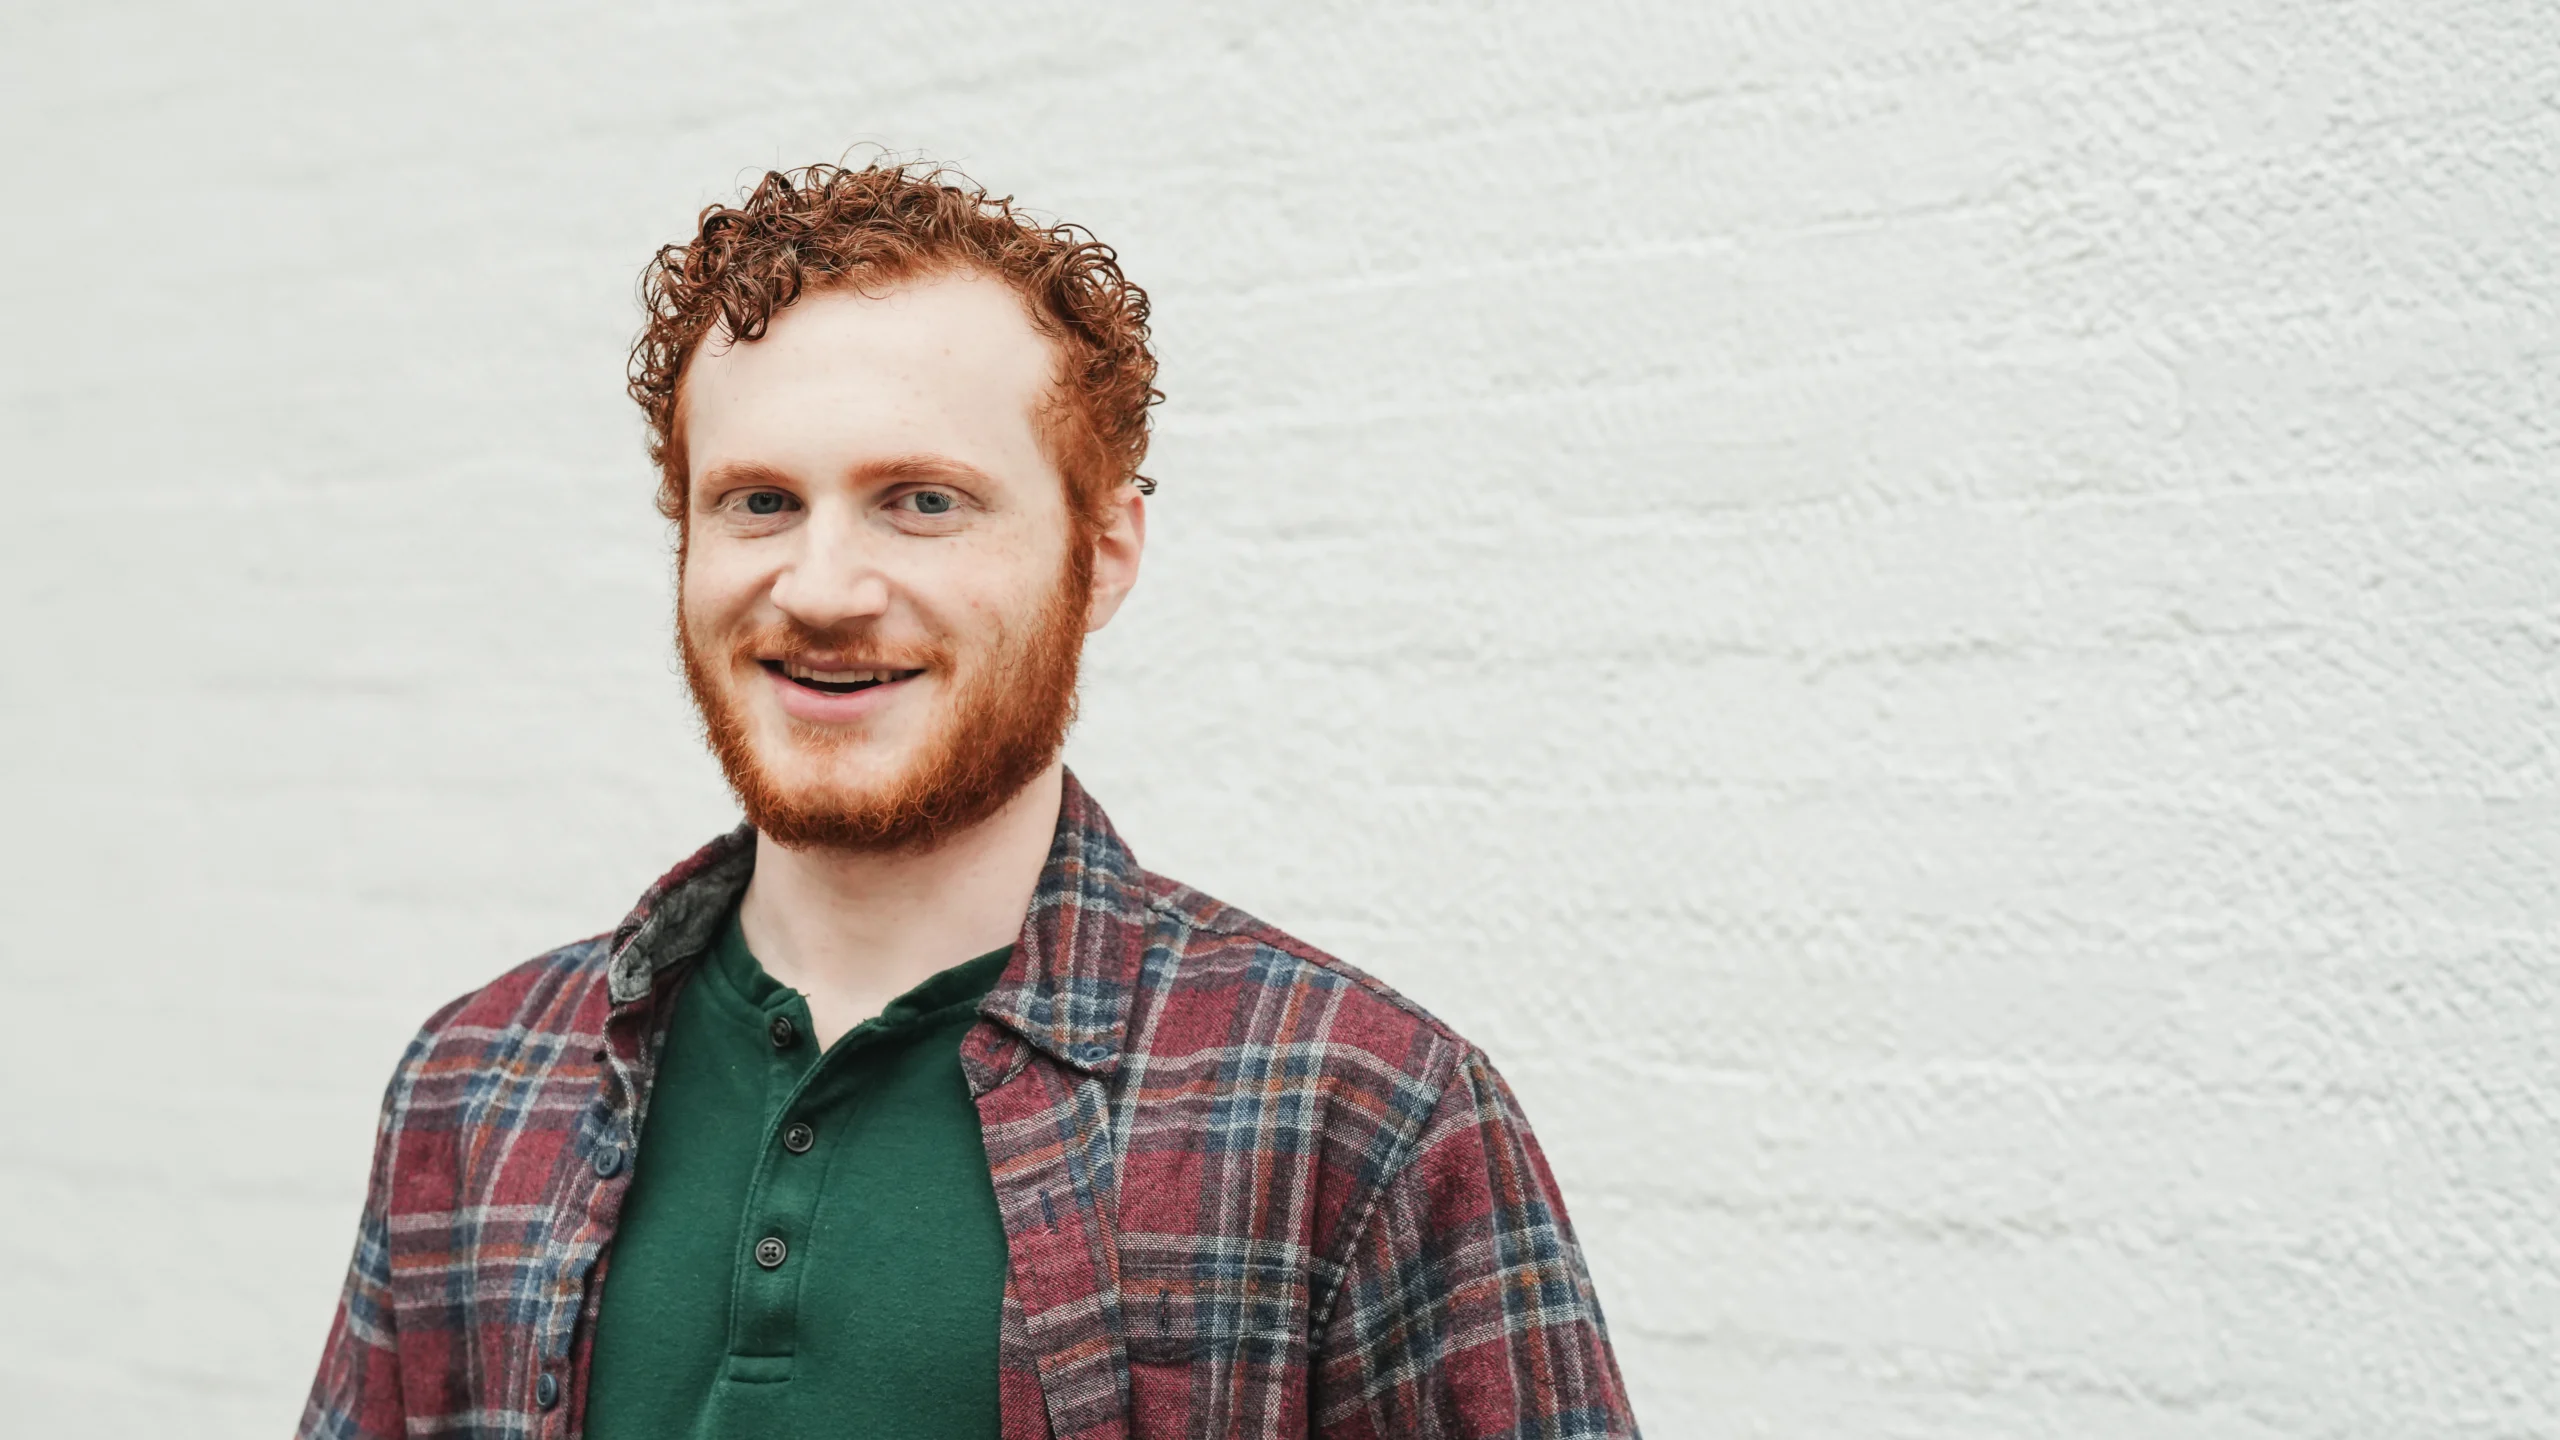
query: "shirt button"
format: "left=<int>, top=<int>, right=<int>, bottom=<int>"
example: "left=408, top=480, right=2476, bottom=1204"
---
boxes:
left=782, top=1122, right=814, bottom=1154
left=768, top=1015, right=798, bottom=1050
left=592, top=1143, right=624, bottom=1178
left=754, top=1235, right=789, bottom=1269
left=536, top=1372, right=559, bottom=1409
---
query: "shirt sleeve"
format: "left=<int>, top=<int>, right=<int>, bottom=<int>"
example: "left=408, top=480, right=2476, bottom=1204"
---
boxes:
left=1311, top=1046, right=1640, bottom=1439
left=296, top=1019, right=445, bottom=1440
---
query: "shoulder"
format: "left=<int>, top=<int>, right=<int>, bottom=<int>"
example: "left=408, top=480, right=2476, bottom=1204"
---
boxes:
left=1127, top=871, right=1482, bottom=1119
left=389, top=934, right=617, bottom=1097
left=1112, top=872, right=1573, bottom=1286
left=417, top=933, right=615, bottom=1049
left=356, top=935, right=622, bottom=1203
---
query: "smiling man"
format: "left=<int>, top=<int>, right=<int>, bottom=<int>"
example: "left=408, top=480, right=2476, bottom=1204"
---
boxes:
left=300, top=162, right=1637, bottom=1440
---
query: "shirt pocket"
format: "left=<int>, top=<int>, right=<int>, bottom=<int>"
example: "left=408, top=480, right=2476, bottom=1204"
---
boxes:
left=1117, top=1242, right=1308, bottom=1367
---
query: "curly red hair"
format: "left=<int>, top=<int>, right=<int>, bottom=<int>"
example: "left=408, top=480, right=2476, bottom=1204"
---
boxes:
left=630, top=160, right=1160, bottom=531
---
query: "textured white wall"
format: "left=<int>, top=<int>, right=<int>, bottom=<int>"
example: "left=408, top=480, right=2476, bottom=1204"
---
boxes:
left=4, top=2, right=2556, bottom=1435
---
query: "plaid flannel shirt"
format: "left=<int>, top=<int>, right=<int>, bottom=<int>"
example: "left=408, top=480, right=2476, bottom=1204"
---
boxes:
left=300, top=772, right=1637, bottom=1439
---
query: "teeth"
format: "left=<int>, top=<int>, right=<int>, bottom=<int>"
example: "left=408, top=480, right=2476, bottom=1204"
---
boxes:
left=783, top=663, right=904, bottom=683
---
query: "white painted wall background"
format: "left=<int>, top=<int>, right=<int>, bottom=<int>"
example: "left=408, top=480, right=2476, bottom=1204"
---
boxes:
left=3, top=2, right=2554, bottom=1435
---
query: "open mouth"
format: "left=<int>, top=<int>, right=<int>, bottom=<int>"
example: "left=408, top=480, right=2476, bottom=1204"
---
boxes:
left=759, top=660, right=925, bottom=696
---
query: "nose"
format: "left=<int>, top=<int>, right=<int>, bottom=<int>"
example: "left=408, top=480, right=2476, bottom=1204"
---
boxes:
left=767, top=501, right=892, bottom=631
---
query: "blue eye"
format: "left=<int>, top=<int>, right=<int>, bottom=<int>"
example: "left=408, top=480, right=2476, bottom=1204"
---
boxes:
left=911, top=491, right=954, bottom=515
left=744, top=491, right=790, bottom=516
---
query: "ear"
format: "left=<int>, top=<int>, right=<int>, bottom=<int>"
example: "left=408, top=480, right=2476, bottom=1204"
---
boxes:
left=1083, top=483, right=1148, bottom=631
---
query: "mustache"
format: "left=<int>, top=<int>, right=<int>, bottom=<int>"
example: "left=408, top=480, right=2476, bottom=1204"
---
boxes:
left=724, top=620, right=952, bottom=671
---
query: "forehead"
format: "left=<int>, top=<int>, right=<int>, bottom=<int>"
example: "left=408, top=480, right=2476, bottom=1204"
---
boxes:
left=678, top=269, right=1061, bottom=481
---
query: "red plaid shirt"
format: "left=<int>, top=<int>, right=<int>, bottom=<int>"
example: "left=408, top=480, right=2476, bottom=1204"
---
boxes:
left=300, top=773, right=1637, bottom=1438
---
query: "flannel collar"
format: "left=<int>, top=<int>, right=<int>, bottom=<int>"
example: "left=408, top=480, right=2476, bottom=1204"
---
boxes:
left=604, top=768, right=1150, bottom=1076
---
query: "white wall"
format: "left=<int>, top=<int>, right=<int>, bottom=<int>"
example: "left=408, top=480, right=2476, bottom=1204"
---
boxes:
left=5, top=2, right=2555, bottom=1435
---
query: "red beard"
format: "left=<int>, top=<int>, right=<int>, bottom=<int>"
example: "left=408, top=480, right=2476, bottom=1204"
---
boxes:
left=680, top=538, right=1092, bottom=853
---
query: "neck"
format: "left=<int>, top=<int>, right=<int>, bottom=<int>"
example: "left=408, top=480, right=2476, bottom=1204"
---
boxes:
left=737, top=762, right=1064, bottom=1049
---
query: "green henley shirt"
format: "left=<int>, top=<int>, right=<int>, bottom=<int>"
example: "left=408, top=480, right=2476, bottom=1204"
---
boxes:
left=585, top=911, right=1011, bottom=1439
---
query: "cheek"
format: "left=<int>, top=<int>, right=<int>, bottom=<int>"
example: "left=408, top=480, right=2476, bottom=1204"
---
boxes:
left=974, top=530, right=1077, bottom=617
left=679, top=546, right=763, bottom=633
left=956, top=572, right=1056, bottom=649
left=900, top=544, right=1030, bottom=631
left=676, top=574, right=717, bottom=640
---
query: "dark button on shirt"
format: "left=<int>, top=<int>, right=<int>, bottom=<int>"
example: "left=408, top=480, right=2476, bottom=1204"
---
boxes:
left=585, top=909, right=1012, bottom=1439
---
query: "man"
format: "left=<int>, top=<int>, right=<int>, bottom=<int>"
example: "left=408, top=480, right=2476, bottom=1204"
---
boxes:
left=300, top=160, right=1636, bottom=1440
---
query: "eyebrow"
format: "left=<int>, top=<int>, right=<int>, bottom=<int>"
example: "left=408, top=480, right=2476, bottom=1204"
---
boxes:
left=695, top=455, right=999, bottom=496
left=695, top=460, right=798, bottom=496
left=855, top=455, right=1000, bottom=488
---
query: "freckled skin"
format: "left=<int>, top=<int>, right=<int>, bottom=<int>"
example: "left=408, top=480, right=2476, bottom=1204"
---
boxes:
left=674, top=269, right=1146, bottom=1044
left=680, top=273, right=1119, bottom=800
